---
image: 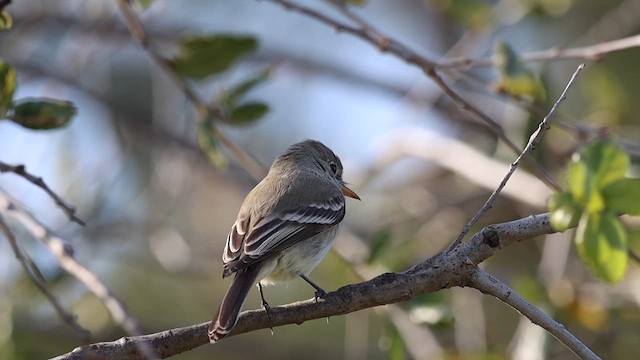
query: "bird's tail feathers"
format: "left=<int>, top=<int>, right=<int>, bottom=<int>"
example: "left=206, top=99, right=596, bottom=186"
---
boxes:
left=208, top=266, right=260, bottom=343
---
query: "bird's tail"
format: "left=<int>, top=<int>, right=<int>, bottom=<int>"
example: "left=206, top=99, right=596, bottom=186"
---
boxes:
left=208, top=266, right=260, bottom=343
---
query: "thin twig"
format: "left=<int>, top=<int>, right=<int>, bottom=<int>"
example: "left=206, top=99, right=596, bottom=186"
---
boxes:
left=439, top=34, right=640, bottom=69
left=267, top=0, right=560, bottom=191
left=114, top=0, right=267, bottom=180
left=0, top=161, right=85, bottom=225
left=629, top=249, right=640, bottom=264
left=0, top=214, right=92, bottom=342
left=446, top=64, right=585, bottom=252
left=468, top=268, right=600, bottom=360
left=0, top=189, right=160, bottom=360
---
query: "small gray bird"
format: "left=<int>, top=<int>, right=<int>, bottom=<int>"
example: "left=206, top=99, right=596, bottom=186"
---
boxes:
left=208, top=139, right=360, bottom=343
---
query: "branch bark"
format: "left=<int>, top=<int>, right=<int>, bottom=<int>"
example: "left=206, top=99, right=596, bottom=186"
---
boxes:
left=468, top=269, right=599, bottom=360
left=52, top=212, right=600, bottom=360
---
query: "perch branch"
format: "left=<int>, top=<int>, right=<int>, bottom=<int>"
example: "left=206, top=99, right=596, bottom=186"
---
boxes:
left=52, top=213, right=599, bottom=360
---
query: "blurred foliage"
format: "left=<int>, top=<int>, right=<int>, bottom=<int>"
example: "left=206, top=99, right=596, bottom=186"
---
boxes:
left=0, top=59, right=16, bottom=117
left=217, top=67, right=271, bottom=126
left=432, top=0, right=494, bottom=30
left=9, top=98, right=76, bottom=130
left=549, top=141, right=640, bottom=283
left=0, top=60, right=77, bottom=129
left=171, top=35, right=258, bottom=79
left=198, top=67, right=271, bottom=167
left=0, top=10, right=11, bottom=31
left=494, top=42, right=545, bottom=101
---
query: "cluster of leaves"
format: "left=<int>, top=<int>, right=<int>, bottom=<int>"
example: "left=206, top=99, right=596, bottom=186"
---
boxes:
left=549, top=141, right=640, bottom=283
left=169, top=34, right=270, bottom=167
left=0, top=16, right=77, bottom=130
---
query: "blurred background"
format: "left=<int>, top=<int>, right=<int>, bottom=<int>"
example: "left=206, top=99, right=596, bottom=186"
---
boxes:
left=1, top=0, right=640, bottom=359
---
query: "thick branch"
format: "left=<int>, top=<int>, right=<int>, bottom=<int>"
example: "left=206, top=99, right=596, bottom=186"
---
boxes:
left=53, top=212, right=601, bottom=360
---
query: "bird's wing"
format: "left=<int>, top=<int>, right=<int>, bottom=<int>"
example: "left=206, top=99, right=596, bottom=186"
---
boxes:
left=222, top=193, right=345, bottom=277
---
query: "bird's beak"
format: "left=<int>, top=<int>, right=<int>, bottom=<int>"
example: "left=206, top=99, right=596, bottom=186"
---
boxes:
left=342, top=184, right=361, bottom=200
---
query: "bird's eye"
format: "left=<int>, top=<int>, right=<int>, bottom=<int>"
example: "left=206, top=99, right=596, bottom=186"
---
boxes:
left=329, top=161, right=338, bottom=174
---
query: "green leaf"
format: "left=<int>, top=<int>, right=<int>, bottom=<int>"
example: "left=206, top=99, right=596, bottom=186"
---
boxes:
left=567, top=160, right=604, bottom=212
left=172, top=35, right=258, bottom=79
left=567, top=160, right=588, bottom=203
left=495, top=42, right=545, bottom=99
left=138, top=0, right=154, bottom=8
left=197, top=120, right=228, bottom=168
left=579, top=141, right=629, bottom=188
left=223, top=68, right=271, bottom=107
left=367, top=228, right=391, bottom=264
left=0, top=10, right=12, bottom=30
left=439, top=0, right=493, bottom=30
left=9, top=98, right=76, bottom=130
left=548, top=191, right=581, bottom=232
left=602, top=178, right=640, bottom=215
left=575, top=211, right=628, bottom=283
left=0, top=60, right=16, bottom=117
left=228, top=102, right=268, bottom=126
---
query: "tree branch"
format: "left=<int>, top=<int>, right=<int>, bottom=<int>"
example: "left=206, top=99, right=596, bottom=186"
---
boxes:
left=113, top=0, right=267, bottom=181
left=439, top=34, right=640, bottom=69
left=52, top=212, right=599, bottom=360
left=0, top=214, right=91, bottom=342
left=447, top=63, right=585, bottom=251
left=0, top=161, right=85, bottom=225
left=267, top=0, right=560, bottom=191
left=468, top=269, right=600, bottom=360
left=0, top=189, right=160, bottom=360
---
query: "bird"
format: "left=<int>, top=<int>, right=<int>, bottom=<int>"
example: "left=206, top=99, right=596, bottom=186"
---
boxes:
left=208, top=139, right=360, bottom=343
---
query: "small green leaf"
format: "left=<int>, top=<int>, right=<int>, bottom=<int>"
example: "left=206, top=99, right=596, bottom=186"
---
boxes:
left=575, top=212, right=598, bottom=271
left=0, top=10, right=12, bottom=30
left=0, top=60, right=16, bottom=117
left=567, top=160, right=604, bottom=212
left=575, top=211, right=628, bottom=283
left=228, top=102, right=268, bottom=126
left=548, top=191, right=581, bottom=231
left=367, top=228, right=391, bottom=264
left=598, top=212, right=628, bottom=282
left=138, top=0, right=154, bottom=8
left=9, top=98, right=76, bottom=129
left=579, top=141, right=629, bottom=188
left=172, top=35, right=258, bottom=79
left=223, top=69, right=271, bottom=107
left=602, top=178, right=640, bottom=215
left=197, top=120, right=228, bottom=168
left=495, top=42, right=545, bottom=99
